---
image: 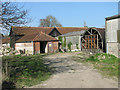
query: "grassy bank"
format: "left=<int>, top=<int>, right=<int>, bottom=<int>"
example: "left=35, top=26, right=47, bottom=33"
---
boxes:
left=77, top=53, right=120, bottom=78
left=2, top=54, right=51, bottom=88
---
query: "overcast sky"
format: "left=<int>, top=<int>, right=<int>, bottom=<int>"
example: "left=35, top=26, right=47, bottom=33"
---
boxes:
left=20, top=2, right=118, bottom=28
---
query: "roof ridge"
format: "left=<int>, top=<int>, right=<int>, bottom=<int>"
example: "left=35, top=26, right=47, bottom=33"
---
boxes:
left=33, top=31, right=57, bottom=41
left=13, top=26, right=54, bottom=28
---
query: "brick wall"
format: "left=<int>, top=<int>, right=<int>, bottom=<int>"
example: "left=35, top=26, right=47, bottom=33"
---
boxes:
left=34, top=42, right=40, bottom=54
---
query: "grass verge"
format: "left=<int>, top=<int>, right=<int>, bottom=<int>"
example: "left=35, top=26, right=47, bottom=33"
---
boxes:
left=77, top=53, right=120, bottom=79
left=2, top=54, right=51, bottom=88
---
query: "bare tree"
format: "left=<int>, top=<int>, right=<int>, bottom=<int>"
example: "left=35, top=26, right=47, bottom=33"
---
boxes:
left=39, top=15, right=62, bottom=27
left=2, top=2, right=31, bottom=32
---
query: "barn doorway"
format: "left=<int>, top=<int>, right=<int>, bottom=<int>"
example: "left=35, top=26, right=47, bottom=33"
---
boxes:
left=81, top=28, right=103, bottom=50
left=40, top=41, right=47, bottom=53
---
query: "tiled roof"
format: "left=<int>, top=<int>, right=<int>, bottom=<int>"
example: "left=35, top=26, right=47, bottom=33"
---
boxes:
left=2, top=37, right=10, bottom=44
left=93, top=28, right=105, bottom=39
left=16, top=31, right=58, bottom=42
left=12, top=27, right=105, bottom=43
left=12, top=27, right=54, bottom=35
left=11, top=27, right=88, bottom=35
left=33, top=31, right=58, bottom=41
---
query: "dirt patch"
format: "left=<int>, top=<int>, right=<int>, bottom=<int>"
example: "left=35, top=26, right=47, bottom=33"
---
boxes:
left=29, top=52, right=118, bottom=88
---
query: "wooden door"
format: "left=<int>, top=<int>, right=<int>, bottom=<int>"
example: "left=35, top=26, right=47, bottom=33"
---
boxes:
left=48, top=42, right=53, bottom=53
left=84, top=35, right=97, bottom=49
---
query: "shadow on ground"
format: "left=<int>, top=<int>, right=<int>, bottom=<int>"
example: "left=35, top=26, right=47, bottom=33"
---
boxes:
left=2, top=80, right=16, bottom=90
left=44, top=56, right=84, bottom=74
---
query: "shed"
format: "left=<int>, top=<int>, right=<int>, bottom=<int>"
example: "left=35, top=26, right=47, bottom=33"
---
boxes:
left=60, top=31, right=85, bottom=51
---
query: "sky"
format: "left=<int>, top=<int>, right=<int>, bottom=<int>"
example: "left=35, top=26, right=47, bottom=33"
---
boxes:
left=19, top=2, right=118, bottom=28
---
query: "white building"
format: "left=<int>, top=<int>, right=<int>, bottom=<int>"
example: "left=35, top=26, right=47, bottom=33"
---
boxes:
left=105, top=14, right=120, bottom=58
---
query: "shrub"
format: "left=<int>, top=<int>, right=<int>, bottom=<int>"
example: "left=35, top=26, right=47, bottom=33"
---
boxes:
left=67, top=42, right=72, bottom=51
left=63, top=36, right=66, bottom=47
left=58, top=36, right=62, bottom=43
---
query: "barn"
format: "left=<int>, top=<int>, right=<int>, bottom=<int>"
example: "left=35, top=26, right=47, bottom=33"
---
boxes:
left=9, top=26, right=105, bottom=54
left=105, top=14, right=120, bottom=58
left=10, top=27, right=88, bottom=54
left=10, top=27, right=59, bottom=54
left=59, top=28, right=105, bottom=52
left=81, top=28, right=105, bottom=52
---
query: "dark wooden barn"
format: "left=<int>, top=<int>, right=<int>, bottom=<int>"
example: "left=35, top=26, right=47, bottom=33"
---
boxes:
left=81, top=28, right=105, bottom=52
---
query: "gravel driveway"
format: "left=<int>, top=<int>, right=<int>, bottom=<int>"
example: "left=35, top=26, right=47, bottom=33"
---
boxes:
left=29, top=52, right=118, bottom=88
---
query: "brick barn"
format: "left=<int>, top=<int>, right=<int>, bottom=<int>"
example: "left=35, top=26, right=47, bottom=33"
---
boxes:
left=10, top=27, right=59, bottom=54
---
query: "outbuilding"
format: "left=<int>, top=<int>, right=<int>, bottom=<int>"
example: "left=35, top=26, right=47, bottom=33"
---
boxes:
left=10, top=27, right=59, bottom=54
left=105, top=14, right=120, bottom=58
left=59, top=28, right=105, bottom=52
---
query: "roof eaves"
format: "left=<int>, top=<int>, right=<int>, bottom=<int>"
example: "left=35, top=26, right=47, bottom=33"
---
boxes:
left=105, top=14, right=120, bottom=21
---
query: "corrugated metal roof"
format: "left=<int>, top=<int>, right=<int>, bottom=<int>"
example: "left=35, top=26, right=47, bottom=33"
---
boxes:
left=60, top=31, right=86, bottom=36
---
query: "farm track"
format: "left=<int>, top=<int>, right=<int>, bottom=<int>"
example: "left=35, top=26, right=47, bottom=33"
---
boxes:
left=29, top=52, right=118, bottom=88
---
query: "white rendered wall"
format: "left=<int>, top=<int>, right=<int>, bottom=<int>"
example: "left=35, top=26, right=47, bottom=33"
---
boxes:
left=15, top=42, right=33, bottom=54
left=106, top=18, right=119, bottom=43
